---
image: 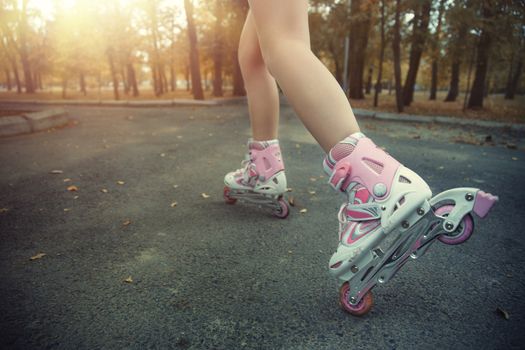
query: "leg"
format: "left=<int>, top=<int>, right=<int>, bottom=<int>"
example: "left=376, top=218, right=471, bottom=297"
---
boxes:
left=247, top=0, right=360, bottom=152
left=239, top=10, right=280, bottom=141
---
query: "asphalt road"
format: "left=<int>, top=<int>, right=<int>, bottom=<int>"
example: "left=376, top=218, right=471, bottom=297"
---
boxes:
left=0, top=103, right=524, bottom=350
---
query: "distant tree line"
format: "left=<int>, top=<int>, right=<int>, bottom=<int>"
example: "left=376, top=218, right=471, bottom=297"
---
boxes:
left=0, top=0, right=523, bottom=111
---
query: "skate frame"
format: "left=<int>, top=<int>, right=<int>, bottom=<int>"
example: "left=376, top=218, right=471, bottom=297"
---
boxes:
left=228, top=188, right=284, bottom=212
left=342, top=187, right=482, bottom=306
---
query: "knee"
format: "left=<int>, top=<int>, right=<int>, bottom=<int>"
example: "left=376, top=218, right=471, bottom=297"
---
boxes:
left=258, top=38, right=310, bottom=76
left=238, top=39, right=267, bottom=78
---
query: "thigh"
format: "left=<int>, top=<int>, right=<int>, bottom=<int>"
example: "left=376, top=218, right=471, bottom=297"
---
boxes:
left=247, top=0, right=310, bottom=47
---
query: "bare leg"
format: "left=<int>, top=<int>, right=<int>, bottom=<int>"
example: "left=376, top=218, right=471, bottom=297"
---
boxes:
left=247, top=0, right=360, bottom=152
left=239, top=11, right=280, bottom=141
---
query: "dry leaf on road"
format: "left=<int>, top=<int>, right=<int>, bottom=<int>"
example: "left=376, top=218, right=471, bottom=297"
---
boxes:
left=201, top=193, right=210, bottom=199
left=288, top=196, right=295, bottom=207
left=101, top=189, right=108, bottom=193
left=50, top=170, right=63, bottom=174
left=122, top=219, right=131, bottom=226
left=117, top=181, right=125, bottom=185
left=123, top=276, right=133, bottom=283
left=67, top=185, right=78, bottom=192
left=300, top=208, right=308, bottom=214
left=0, top=208, right=8, bottom=213
left=171, top=202, right=178, bottom=208
left=30, top=253, right=46, bottom=260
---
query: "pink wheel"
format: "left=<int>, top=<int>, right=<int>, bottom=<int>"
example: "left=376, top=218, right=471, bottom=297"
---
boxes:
left=223, top=186, right=237, bottom=205
left=339, top=282, right=373, bottom=316
left=273, top=198, right=289, bottom=219
left=435, top=205, right=474, bottom=245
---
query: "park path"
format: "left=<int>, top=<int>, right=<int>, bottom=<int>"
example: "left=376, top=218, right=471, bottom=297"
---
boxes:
left=0, top=104, right=523, bottom=349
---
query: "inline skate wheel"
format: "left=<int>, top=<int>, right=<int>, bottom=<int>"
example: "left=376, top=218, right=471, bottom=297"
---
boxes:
left=435, top=205, right=474, bottom=245
left=339, top=282, right=373, bottom=316
left=223, top=186, right=237, bottom=205
left=273, top=198, right=289, bottom=219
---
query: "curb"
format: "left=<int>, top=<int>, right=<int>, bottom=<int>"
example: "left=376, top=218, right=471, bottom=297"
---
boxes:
left=0, top=108, right=69, bottom=137
left=352, top=109, right=525, bottom=132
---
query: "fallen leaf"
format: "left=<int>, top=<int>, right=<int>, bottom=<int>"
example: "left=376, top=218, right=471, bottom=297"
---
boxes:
left=288, top=250, right=293, bottom=254
left=308, top=190, right=316, bottom=195
left=512, top=157, right=518, bottom=161
left=124, top=276, right=133, bottom=283
left=173, top=185, right=179, bottom=189
left=101, top=188, right=108, bottom=193
left=63, top=208, right=70, bottom=212
left=496, top=307, right=510, bottom=320
left=67, top=185, right=78, bottom=192
left=288, top=196, right=295, bottom=207
left=286, top=188, right=293, bottom=192
left=300, top=208, right=308, bottom=214
left=30, top=253, right=46, bottom=260
left=50, top=170, right=63, bottom=174
left=201, top=193, right=210, bottom=199
left=310, top=177, right=317, bottom=182
left=122, top=219, right=131, bottom=226
left=117, top=181, right=125, bottom=185
left=160, top=153, right=166, bottom=157
left=73, top=196, right=79, bottom=199
left=0, top=208, right=8, bottom=213
left=63, top=178, right=71, bottom=182
left=438, top=166, right=444, bottom=170
left=171, top=202, right=178, bottom=208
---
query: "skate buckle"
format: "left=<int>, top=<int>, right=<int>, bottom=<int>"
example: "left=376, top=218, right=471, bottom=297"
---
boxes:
left=329, top=161, right=352, bottom=191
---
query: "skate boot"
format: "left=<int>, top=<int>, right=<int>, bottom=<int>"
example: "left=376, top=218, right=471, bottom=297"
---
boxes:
left=224, top=139, right=289, bottom=218
left=324, top=132, right=498, bottom=316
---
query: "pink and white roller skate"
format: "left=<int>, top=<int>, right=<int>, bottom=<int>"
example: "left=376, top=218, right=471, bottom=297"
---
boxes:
left=324, top=132, right=498, bottom=316
left=224, top=139, right=289, bottom=218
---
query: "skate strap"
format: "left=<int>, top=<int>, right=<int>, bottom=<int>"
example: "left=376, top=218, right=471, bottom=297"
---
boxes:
left=345, top=203, right=381, bottom=221
left=328, top=161, right=352, bottom=191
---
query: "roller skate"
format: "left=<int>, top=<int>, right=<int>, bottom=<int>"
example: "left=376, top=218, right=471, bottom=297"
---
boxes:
left=224, top=139, right=289, bottom=218
left=324, top=132, right=498, bottom=316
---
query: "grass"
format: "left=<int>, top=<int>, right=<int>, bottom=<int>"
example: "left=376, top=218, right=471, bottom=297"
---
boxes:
left=0, top=88, right=524, bottom=123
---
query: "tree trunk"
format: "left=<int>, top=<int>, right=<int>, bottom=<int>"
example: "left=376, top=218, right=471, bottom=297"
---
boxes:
left=11, top=60, right=22, bottom=94
left=107, top=48, right=120, bottom=100
left=328, top=42, right=342, bottom=86
left=365, top=67, right=372, bottom=94
left=468, top=4, right=492, bottom=109
left=160, top=65, right=168, bottom=93
left=347, top=0, right=372, bottom=99
left=505, top=36, right=524, bottom=100
left=5, top=69, right=12, bottom=91
left=185, top=65, right=190, bottom=91
left=170, top=65, right=176, bottom=92
left=184, top=0, right=204, bottom=100
left=18, top=0, right=34, bottom=93
left=127, top=63, right=139, bottom=97
left=505, top=60, right=522, bottom=99
left=373, top=0, right=386, bottom=107
left=79, top=72, right=87, bottom=95
left=212, top=0, right=224, bottom=97
left=232, top=50, right=245, bottom=96
left=402, top=0, right=431, bottom=106
left=429, top=0, right=446, bottom=100
left=392, top=0, right=403, bottom=112
left=444, top=61, right=460, bottom=102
